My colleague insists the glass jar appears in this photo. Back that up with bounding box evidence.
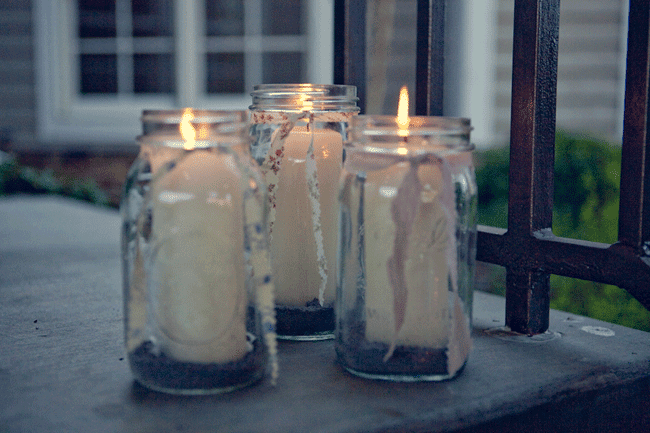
[336,115,477,381]
[249,84,359,340]
[121,109,277,394]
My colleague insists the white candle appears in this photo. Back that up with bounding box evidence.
[358,86,471,374]
[151,149,248,364]
[270,124,341,306]
[142,144,183,176]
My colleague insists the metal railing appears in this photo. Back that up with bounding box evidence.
[334,0,650,334]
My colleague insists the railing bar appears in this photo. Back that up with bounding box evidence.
[479,230,649,301]
[506,271,550,335]
[619,0,650,251]
[503,0,560,334]
[333,0,367,113]
[415,0,445,116]
[333,0,650,327]
[507,0,558,235]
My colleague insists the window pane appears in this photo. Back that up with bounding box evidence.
[262,0,302,35]
[78,0,116,38]
[262,53,304,83]
[134,54,174,93]
[80,54,117,93]
[206,0,244,36]
[207,53,245,94]
[132,0,173,37]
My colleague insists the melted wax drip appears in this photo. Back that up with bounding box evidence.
[304,118,328,306]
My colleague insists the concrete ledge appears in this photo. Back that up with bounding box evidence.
[1,196,648,432]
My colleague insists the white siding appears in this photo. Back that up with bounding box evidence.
[493,0,628,145]
[0,2,36,148]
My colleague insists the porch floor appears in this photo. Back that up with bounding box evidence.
[0,195,648,432]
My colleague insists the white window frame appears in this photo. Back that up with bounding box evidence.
[455,0,498,149]
[34,0,333,145]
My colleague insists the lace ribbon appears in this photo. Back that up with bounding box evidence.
[251,110,353,305]
[384,154,459,361]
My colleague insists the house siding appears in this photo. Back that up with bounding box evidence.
[0,0,631,150]
[494,0,628,144]
[0,0,36,149]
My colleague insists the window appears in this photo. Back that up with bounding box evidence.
[34,0,334,145]
[77,0,175,95]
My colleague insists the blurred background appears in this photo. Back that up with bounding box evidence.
[1,0,647,330]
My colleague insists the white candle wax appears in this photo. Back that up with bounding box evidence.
[151,149,248,364]
[142,143,182,175]
[125,144,183,352]
[364,161,451,348]
[270,125,342,306]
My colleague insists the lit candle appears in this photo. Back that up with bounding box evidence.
[271,125,341,306]
[250,84,359,339]
[360,87,471,374]
[151,109,248,364]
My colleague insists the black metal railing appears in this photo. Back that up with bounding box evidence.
[334,0,650,335]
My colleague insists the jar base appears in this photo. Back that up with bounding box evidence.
[134,371,264,395]
[129,340,265,395]
[340,363,466,382]
[336,341,467,381]
[275,301,335,339]
[277,332,334,341]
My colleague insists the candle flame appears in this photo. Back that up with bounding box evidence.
[180,108,196,150]
[397,86,409,137]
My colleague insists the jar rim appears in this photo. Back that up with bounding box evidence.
[141,109,247,124]
[346,114,474,156]
[250,84,359,112]
[138,109,249,148]
[251,83,357,96]
[351,114,472,133]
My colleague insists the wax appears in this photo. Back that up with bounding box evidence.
[151,149,248,364]
[270,125,342,306]
[364,160,451,349]
[124,144,184,353]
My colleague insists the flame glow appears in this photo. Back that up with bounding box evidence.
[300,93,314,111]
[397,86,409,137]
[197,123,210,140]
[180,108,196,150]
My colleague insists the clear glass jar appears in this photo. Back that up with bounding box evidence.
[336,115,477,381]
[249,84,359,340]
[121,109,277,394]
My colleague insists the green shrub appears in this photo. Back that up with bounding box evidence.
[475,131,650,331]
[0,158,109,207]
[0,159,62,195]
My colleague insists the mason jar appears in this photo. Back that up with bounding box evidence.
[336,115,477,381]
[249,84,359,340]
[121,109,277,394]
